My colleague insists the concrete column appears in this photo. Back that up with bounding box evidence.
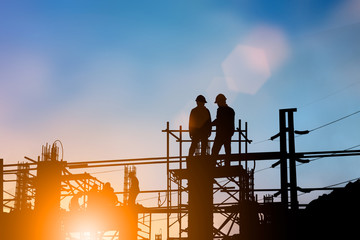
[188,156,213,240]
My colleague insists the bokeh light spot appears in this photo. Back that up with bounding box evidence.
[222,45,271,95]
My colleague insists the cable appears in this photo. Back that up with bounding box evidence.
[137,193,167,202]
[152,216,178,222]
[299,80,360,109]
[255,143,360,176]
[250,108,360,147]
[297,143,360,167]
[254,166,272,173]
[88,168,124,175]
[309,109,360,132]
[325,177,360,188]
[252,139,271,145]
[298,176,360,197]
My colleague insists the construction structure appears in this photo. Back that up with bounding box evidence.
[1,108,360,240]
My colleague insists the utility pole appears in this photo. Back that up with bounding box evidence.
[287,110,298,210]
[279,108,299,210]
[279,110,288,208]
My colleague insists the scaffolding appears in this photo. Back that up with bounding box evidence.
[1,142,149,240]
[163,120,254,239]
[14,162,33,211]
[2,108,360,240]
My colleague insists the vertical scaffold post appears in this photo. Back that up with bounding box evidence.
[245,121,248,169]
[239,119,242,158]
[0,158,3,215]
[0,158,2,238]
[166,121,170,240]
[179,125,182,240]
[179,125,183,170]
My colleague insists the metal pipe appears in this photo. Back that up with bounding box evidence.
[1,158,3,215]
[166,121,170,240]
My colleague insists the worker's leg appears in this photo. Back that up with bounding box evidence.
[211,137,223,156]
[200,137,208,156]
[224,137,231,155]
[188,138,200,156]
[128,193,135,206]
[224,137,232,166]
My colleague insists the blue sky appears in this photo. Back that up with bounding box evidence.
[2,0,360,236]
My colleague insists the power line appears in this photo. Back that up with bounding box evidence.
[309,109,360,132]
[138,193,166,202]
[298,176,360,197]
[252,139,271,145]
[299,80,360,109]
[297,143,360,167]
[254,143,360,175]
[88,168,124,175]
[325,177,360,188]
[253,108,360,146]
[270,176,360,200]
[254,166,272,173]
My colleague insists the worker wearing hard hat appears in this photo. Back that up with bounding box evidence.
[188,95,212,156]
[128,171,139,206]
[211,94,235,158]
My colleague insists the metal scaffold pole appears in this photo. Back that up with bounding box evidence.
[1,159,3,215]
[179,124,183,240]
[166,121,170,240]
[0,158,2,238]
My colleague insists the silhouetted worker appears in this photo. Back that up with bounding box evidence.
[128,171,140,206]
[188,95,212,156]
[100,182,118,209]
[87,185,103,240]
[87,184,101,212]
[211,94,235,162]
[69,192,83,211]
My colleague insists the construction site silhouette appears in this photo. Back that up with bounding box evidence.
[1,107,360,240]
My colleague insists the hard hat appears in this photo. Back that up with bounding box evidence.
[215,94,226,103]
[195,95,207,103]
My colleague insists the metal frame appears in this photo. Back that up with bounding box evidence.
[2,108,360,239]
[164,120,254,239]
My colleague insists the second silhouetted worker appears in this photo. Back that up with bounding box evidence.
[211,94,235,157]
